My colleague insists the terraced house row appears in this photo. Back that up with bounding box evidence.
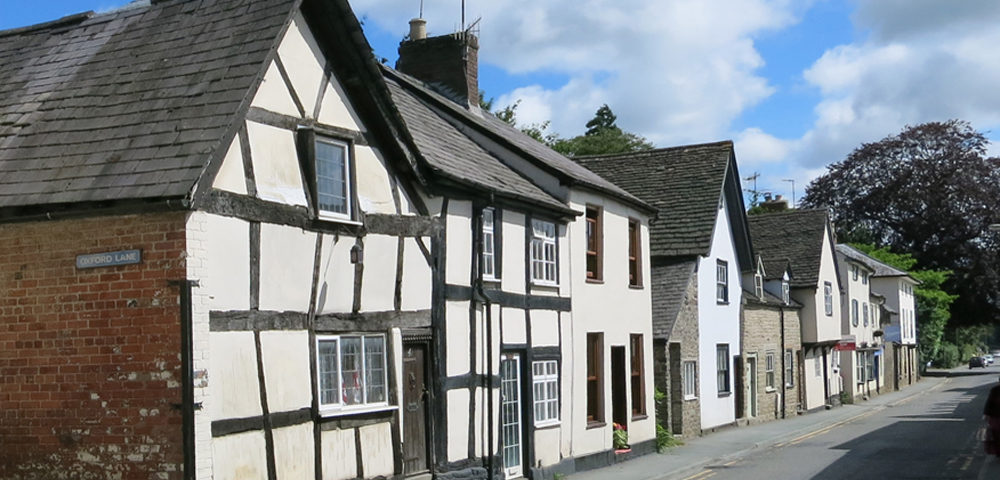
[0,1,919,479]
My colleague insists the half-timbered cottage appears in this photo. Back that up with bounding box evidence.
[0,1,657,479]
[747,210,844,411]
[387,22,658,479]
[576,141,754,435]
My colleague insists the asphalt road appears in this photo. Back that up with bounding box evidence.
[682,371,1000,480]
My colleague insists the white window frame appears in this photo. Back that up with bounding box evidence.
[717,344,730,394]
[824,282,833,316]
[316,334,390,414]
[716,260,729,303]
[856,351,865,384]
[851,299,859,327]
[315,137,352,221]
[862,302,869,326]
[532,360,559,426]
[482,208,497,280]
[782,281,790,305]
[851,265,858,281]
[754,273,763,299]
[683,361,697,399]
[530,219,558,285]
[784,350,794,388]
[765,351,775,390]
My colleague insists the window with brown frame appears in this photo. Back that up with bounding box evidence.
[628,219,642,287]
[586,206,602,280]
[630,334,645,416]
[586,333,604,423]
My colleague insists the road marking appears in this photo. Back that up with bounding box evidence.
[681,470,715,480]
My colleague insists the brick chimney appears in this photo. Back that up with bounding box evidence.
[396,19,479,108]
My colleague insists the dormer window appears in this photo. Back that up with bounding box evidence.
[781,281,790,304]
[315,136,352,220]
[753,273,763,299]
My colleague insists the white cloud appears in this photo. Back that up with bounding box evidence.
[352,0,800,145]
[791,0,1000,172]
[734,127,793,167]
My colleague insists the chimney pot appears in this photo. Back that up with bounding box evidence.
[408,18,427,40]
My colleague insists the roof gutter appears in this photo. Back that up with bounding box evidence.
[0,197,191,225]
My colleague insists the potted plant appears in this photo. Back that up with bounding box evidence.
[612,423,629,451]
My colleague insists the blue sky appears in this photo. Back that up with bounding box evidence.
[4,0,1000,206]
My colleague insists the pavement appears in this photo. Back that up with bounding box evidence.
[568,368,1000,480]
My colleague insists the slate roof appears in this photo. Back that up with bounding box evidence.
[382,73,571,213]
[651,258,697,339]
[747,209,832,289]
[835,244,916,281]
[575,141,736,257]
[0,0,296,208]
[383,66,652,215]
[743,287,803,309]
[761,258,792,281]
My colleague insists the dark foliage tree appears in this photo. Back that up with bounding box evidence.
[802,120,1000,326]
[551,104,654,156]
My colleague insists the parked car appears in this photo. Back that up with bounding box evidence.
[986,354,995,365]
[970,356,987,369]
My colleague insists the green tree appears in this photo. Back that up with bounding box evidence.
[850,243,957,363]
[551,104,654,156]
[802,120,1000,326]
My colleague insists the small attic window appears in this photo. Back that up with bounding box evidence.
[753,273,763,300]
[315,137,351,219]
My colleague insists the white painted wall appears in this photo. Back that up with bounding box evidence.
[445,201,473,286]
[359,234,397,312]
[212,138,247,195]
[258,223,315,311]
[246,120,309,207]
[315,234,355,315]
[273,423,315,479]
[276,12,324,118]
[204,214,250,311]
[567,189,655,455]
[697,198,742,430]
[260,331,312,412]
[207,332,260,419]
[358,422,395,477]
[211,431,267,480]
[500,211,527,295]
[251,61,300,117]
[320,429,357,480]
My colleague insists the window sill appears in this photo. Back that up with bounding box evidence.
[631,414,648,422]
[317,213,362,226]
[718,391,731,398]
[483,276,501,284]
[683,395,698,401]
[765,387,776,393]
[628,284,644,290]
[534,420,560,430]
[586,421,606,430]
[586,278,604,284]
[318,404,396,418]
[717,301,729,305]
[786,384,795,390]
[531,281,560,289]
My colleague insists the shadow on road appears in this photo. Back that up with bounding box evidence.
[810,382,991,479]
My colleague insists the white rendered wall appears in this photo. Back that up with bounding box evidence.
[204,214,250,311]
[697,198,742,430]
[212,138,247,195]
[246,120,309,207]
[500,211,527,295]
[567,190,655,455]
[211,431,267,480]
[258,223,315,311]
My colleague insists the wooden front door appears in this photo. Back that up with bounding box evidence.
[402,343,429,475]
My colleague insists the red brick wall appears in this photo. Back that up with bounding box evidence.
[0,212,187,480]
